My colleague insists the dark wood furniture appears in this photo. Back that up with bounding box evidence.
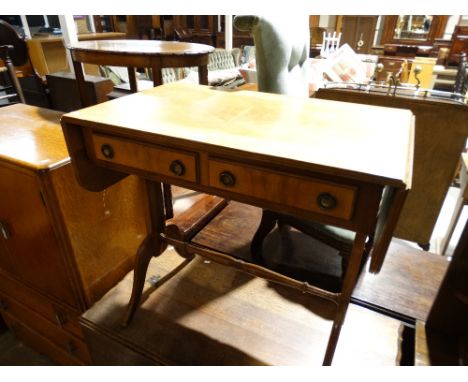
[353,241,448,323]
[316,88,468,250]
[448,25,468,65]
[61,82,414,365]
[380,16,448,47]
[340,16,378,54]
[0,20,49,107]
[173,16,217,46]
[375,56,410,83]
[0,104,148,365]
[383,44,433,57]
[0,44,25,104]
[416,218,468,365]
[46,71,114,112]
[67,39,214,107]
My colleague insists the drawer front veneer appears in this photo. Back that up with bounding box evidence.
[208,160,357,221]
[91,134,198,183]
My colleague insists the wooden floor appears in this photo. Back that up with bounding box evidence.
[0,200,451,365]
[81,249,403,366]
[78,201,450,366]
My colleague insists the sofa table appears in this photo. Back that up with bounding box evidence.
[61,82,414,365]
[68,39,214,107]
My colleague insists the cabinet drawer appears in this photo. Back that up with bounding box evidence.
[0,272,83,338]
[208,160,357,220]
[0,292,91,364]
[2,313,85,366]
[91,133,198,183]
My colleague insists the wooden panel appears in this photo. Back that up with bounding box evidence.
[2,313,85,366]
[0,291,91,364]
[46,71,114,112]
[91,133,198,183]
[27,37,69,78]
[340,16,378,54]
[353,241,448,321]
[0,270,83,338]
[207,159,357,220]
[48,164,148,306]
[0,164,79,307]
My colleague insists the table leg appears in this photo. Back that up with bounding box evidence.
[152,62,163,86]
[72,59,90,107]
[122,179,167,326]
[322,232,367,365]
[198,65,209,85]
[127,67,138,92]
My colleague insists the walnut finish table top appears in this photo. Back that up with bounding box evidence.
[68,40,215,56]
[64,82,414,188]
[0,104,67,170]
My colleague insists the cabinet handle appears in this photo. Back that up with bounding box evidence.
[100,144,114,159]
[169,160,186,176]
[317,192,338,210]
[219,171,236,187]
[0,221,11,240]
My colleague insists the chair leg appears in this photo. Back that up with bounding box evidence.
[250,210,277,264]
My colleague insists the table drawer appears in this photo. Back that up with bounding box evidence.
[91,133,198,183]
[207,160,357,220]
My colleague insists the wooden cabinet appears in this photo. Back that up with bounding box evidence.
[173,16,217,46]
[340,16,378,54]
[26,33,126,78]
[0,104,148,364]
[380,16,448,47]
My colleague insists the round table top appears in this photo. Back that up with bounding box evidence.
[68,39,215,56]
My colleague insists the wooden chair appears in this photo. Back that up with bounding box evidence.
[0,44,25,105]
[0,20,49,107]
[234,15,367,284]
[174,28,193,42]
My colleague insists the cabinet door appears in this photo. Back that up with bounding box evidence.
[0,164,79,307]
[341,16,378,54]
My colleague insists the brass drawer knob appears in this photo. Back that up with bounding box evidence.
[169,160,186,176]
[101,144,114,159]
[317,192,337,210]
[219,171,236,187]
